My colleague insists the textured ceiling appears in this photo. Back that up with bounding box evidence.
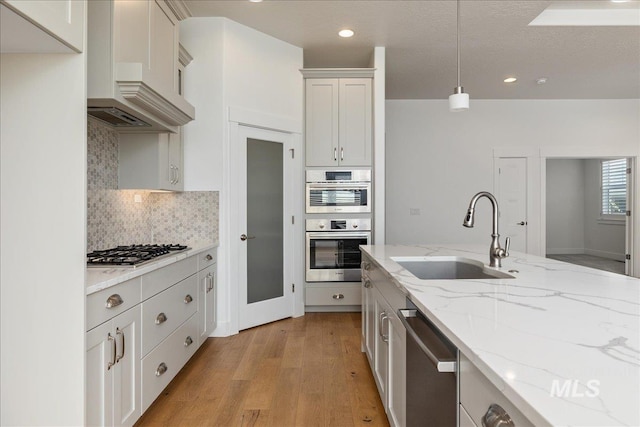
[185,1,640,99]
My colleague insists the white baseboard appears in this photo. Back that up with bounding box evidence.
[584,248,625,261]
[209,320,233,337]
[546,248,585,255]
[305,305,361,313]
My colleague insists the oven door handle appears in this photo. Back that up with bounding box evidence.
[306,182,370,189]
[307,232,370,239]
[398,309,457,373]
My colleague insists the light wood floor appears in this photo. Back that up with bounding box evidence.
[135,312,389,427]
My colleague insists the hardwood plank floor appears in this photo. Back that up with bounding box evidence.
[135,313,389,427]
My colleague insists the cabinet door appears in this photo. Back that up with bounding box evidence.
[150,0,179,94]
[113,306,141,427]
[86,322,114,427]
[3,0,84,52]
[373,289,389,406]
[305,79,339,166]
[339,79,372,166]
[198,264,216,343]
[388,314,406,427]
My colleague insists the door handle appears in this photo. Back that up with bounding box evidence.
[517,221,527,226]
[240,234,256,241]
[398,309,457,372]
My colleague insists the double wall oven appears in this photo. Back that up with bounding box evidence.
[305,169,372,283]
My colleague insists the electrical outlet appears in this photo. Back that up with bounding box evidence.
[410,208,420,216]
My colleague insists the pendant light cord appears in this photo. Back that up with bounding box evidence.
[456,0,461,88]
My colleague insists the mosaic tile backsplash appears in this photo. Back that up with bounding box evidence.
[87,120,218,252]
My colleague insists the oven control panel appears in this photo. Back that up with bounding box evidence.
[306,218,371,231]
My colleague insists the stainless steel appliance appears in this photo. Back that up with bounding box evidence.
[87,244,189,267]
[399,299,458,426]
[306,218,371,282]
[305,169,371,213]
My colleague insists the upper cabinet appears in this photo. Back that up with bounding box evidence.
[303,70,373,167]
[0,0,84,53]
[87,0,195,133]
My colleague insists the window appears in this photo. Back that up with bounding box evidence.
[601,158,627,217]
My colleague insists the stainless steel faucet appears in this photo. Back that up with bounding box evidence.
[463,191,510,268]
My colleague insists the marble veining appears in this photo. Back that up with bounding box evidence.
[361,244,640,426]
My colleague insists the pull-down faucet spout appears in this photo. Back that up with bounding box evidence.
[463,191,510,268]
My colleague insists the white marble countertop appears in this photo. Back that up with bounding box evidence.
[85,242,218,295]
[361,244,640,427]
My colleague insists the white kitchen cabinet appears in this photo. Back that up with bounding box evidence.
[119,130,183,191]
[362,253,407,427]
[304,78,372,167]
[1,0,84,53]
[86,305,141,427]
[459,352,535,427]
[198,261,217,343]
[87,0,195,133]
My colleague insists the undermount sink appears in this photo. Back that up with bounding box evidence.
[391,256,515,280]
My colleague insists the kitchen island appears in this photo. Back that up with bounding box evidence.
[361,244,640,426]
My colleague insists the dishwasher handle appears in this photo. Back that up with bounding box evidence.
[398,309,457,373]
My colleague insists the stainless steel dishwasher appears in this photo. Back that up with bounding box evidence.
[399,299,458,427]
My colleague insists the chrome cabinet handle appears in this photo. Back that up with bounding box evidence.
[105,294,123,309]
[482,404,515,427]
[184,294,193,304]
[332,293,344,300]
[115,328,125,363]
[363,279,372,288]
[206,273,214,292]
[205,254,213,261]
[107,333,116,370]
[169,165,175,184]
[361,261,370,271]
[184,336,194,347]
[380,313,389,343]
[333,147,337,161]
[174,166,180,184]
[340,147,344,161]
[155,312,168,325]
[155,362,168,377]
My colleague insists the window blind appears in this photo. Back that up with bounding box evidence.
[601,159,627,215]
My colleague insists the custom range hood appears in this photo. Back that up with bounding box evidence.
[87,0,195,132]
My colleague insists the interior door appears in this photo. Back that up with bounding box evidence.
[497,157,528,253]
[238,126,294,330]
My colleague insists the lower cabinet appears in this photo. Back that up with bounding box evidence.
[362,254,406,427]
[86,305,141,427]
[86,248,218,426]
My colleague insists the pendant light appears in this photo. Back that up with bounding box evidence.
[449,0,469,112]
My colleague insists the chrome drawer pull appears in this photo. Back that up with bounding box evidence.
[105,294,123,309]
[361,262,370,271]
[155,362,168,377]
[184,336,193,347]
[482,404,514,427]
[205,254,213,261]
[333,294,345,300]
[363,279,372,288]
[184,294,193,304]
[155,312,168,325]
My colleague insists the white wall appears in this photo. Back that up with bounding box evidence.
[386,100,640,265]
[1,53,86,424]
[546,159,586,254]
[180,18,304,336]
[584,159,626,260]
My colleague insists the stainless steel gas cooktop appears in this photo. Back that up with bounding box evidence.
[86,244,189,268]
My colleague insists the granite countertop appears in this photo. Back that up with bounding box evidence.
[360,244,640,427]
[85,242,218,295]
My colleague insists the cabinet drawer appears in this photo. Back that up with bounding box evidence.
[459,353,535,427]
[141,274,198,356]
[197,250,217,271]
[306,285,361,306]
[86,277,141,331]
[141,314,199,411]
[141,256,197,300]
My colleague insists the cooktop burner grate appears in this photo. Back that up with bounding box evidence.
[87,244,189,267]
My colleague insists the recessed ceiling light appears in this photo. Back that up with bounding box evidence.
[504,77,517,83]
[610,0,630,3]
[536,77,548,85]
[338,29,355,38]
[249,0,263,3]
